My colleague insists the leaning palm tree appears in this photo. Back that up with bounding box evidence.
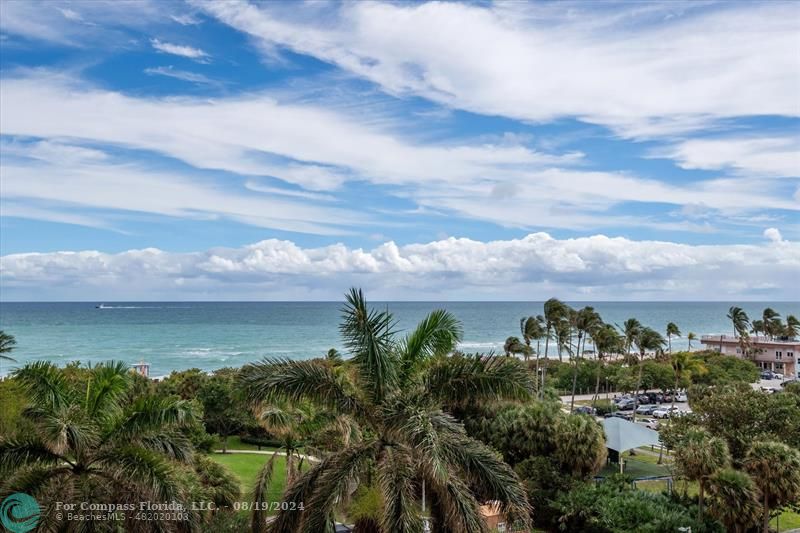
[686,332,697,351]
[631,327,665,422]
[591,324,622,406]
[762,308,781,339]
[503,336,528,359]
[743,441,800,533]
[0,330,16,362]
[665,322,681,353]
[0,361,199,532]
[750,319,765,337]
[540,298,568,397]
[706,467,762,533]
[240,289,533,533]
[620,318,642,361]
[674,429,731,521]
[727,306,750,342]
[570,307,600,412]
[785,314,799,339]
[520,315,545,387]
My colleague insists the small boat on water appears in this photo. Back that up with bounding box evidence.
[96,303,108,309]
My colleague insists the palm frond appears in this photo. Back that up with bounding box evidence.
[423,354,534,406]
[13,360,72,411]
[424,469,487,533]
[108,396,194,443]
[340,287,398,404]
[84,360,131,416]
[0,438,66,472]
[251,451,279,533]
[137,432,194,462]
[399,309,463,377]
[95,445,181,502]
[301,441,379,532]
[0,464,72,500]
[378,445,422,533]
[240,358,367,418]
[268,460,327,533]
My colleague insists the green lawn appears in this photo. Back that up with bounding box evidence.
[600,457,671,479]
[772,510,800,532]
[217,435,278,452]
[210,452,291,499]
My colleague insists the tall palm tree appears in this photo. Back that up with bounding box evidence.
[665,322,681,353]
[669,352,706,412]
[503,336,528,359]
[631,327,665,422]
[762,308,781,339]
[591,324,622,406]
[686,332,697,351]
[541,298,568,397]
[744,441,800,533]
[727,306,750,340]
[0,361,199,532]
[570,307,600,413]
[674,429,731,521]
[240,289,533,533]
[706,467,762,533]
[620,318,642,360]
[520,315,545,387]
[750,319,765,337]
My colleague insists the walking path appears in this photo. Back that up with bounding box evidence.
[214,449,320,462]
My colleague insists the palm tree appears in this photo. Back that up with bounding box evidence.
[591,324,622,406]
[0,361,199,532]
[665,322,681,353]
[706,467,762,533]
[570,307,600,413]
[762,308,781,339]
[520,315,545,388]
[620,318,642,360]
[669,352,706,412]
[240,289,533,533]
[541,298,568,397]
[750,319,765,337]
[0,331,16,378]
[630,327,665,422]
[686,332,697,351]
[674,429,730,521]
[727,306,750,338]
[785,314,799,339]
[503,336,528,359]
[744,441,800,533]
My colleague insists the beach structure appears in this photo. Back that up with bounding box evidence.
[700,335,798,377]
[132,361,150,378]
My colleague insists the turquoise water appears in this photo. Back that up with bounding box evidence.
[1,301,798,377]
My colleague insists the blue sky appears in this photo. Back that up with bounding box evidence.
[0,0,798,301]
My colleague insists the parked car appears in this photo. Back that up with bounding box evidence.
[574,405,596,415]
[662,392,674,402]
[613,395,632,405]
[611,411,633,421]
[761,370,774,379]
[652,406,681,419]
[617,400,635,411]
[646,392,664,403]
[637,395,650,404]
[675,392,688,402]
[645,419,660,430]
[636,404,656,415]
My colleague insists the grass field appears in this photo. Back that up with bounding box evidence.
[210,452,292,499]
[216,435,278,452]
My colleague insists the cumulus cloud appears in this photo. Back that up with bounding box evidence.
[764,227,784,243]
[2,233,798,301]
[150,38,209,61]
[194,0,800,137]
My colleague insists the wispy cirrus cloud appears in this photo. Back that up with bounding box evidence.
[144,66,221,86]
[194,0,800,138]
[150,38,209,61]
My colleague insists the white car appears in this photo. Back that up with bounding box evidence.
[652,406,681,419]
[675,392,688,402]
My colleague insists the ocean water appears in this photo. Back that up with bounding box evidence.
[1,301,798,377]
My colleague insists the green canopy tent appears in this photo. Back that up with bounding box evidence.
[602,417,661,473]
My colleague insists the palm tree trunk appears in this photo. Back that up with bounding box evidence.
[592,352,602,407]
[570,332,582,412]
[632,351,644,423]
[763,495,769,533]
[221,435,228,454]
[541,328,551,398]
[668,334,672,354]
[286,449,295,486]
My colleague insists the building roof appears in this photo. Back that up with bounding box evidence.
[602,417,661,453]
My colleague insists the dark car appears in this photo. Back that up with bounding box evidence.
[638,395,650,404]
[647,392,664,403]
[574,405,597,415]
[617,400,635,411]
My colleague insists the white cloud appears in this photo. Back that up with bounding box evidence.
[2,75,796,235]
[2,232,798,301]
[144,66,220,86]
[764,227,784,243]
[194,0,800,137]
[150,38,209,61]
[660,135,800,178]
